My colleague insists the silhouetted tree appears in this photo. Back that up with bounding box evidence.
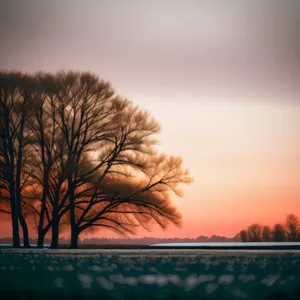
[240,230,248,242]
[36,72,192,248]
[0,71,192,249]
[272,224,287,242]
[70,154,191,248]
[286,214,299,241]
[262,226,272,242]
[45,72,120,248]
[247,224,262,242]
[21,73,71,248]
[238,215,300,243]
[0,71,35,248]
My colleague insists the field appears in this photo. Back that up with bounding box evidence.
[1,249,300,300]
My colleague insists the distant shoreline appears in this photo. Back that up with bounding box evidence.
[2,242,300,251]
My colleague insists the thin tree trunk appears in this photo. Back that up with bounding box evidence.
[15,107,30,248]
[70,228,79,249]
[37,232,44,248]
[12,213,20,248]
[37,197,47,248]
[19,213,30,248]
[68,171,77,249]
[37,219,52,248]
[50,217,59,249]
[51,184,63,249]
[9,180,20,248]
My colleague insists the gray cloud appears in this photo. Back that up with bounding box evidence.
[0,0,299,99]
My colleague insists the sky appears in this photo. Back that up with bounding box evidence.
[1,0,300,238]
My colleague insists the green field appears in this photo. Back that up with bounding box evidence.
[1,250,300,300]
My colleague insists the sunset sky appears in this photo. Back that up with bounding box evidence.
[1,0,300,238]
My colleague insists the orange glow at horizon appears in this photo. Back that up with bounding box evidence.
[80,99,300,239]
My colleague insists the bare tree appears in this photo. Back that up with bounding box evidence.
[272,223,287,242]
[69,154,191,248]
[239,230,248,242]
[0,71,193,249]
[262,225,272,242]
[285,214,299,241]
[239,217,300,243]
[0,71,36,248]
[21,73,71,248]
[247,224,262,242]
[45,72,193,248]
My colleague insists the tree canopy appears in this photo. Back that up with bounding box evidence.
[0,71,192,248]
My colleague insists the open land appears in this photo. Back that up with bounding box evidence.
[1,249,300,300]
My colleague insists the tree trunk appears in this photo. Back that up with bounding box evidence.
[19,214,30,248]
[10,187,20,248]
[11,197,20,248]
[70,228,79,249]
[8,167,20,248]
[37,202,46,248]
[37,231,45,248]
[50,217,59,249]
[12,214,20,248]
[68,171,78,249]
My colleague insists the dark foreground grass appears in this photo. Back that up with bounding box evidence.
[1,250,300,300]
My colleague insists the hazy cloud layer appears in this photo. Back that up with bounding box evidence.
[1,0,299,99]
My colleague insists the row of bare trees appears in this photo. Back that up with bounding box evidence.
[0,71,192,248]
[239,214,300,242]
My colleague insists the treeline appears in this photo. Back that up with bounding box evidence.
[239,214,300,242]
[0,71,192,249]
[0,235,236,246]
